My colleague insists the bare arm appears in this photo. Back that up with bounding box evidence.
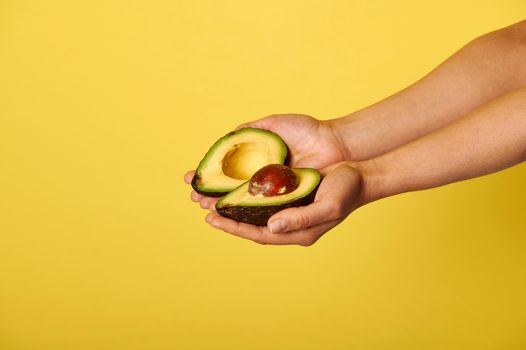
[333,20,526,161]
[358,86,526,205]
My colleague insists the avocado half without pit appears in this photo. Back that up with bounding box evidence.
[191,128,288,197]
[192,127,321,226]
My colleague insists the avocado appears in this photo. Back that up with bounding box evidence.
[216,168,321,226]
[191,128,288,197]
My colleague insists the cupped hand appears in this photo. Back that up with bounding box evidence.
[235,114,350,169]
[201,162,363,246]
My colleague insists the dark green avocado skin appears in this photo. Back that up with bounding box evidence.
[191,174,226,197]
[216,187,318,226]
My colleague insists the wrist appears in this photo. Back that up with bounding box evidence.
[348,157,393,207]
[328,111,386,162]
[326,116,362,162]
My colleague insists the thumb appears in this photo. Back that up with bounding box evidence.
[235,117,273,131]
[267,163,362,233]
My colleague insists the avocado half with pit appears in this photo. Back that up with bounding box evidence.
[216,168,321,226]
[191,128,288,197]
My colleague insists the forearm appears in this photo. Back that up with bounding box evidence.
[331,20,526,161]
[357,86,526,205]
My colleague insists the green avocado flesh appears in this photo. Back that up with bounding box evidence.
[216,168,321,226]
[192,128,288,196]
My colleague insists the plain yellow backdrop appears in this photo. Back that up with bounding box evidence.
[1,1,525,349]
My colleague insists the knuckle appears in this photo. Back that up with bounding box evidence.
[253,233,268,245]
[328,202,345,219]
[253,238,267,245]
[294,214,312,229]
[298,237,316,247]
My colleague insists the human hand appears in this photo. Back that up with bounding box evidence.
[201,162,363,246]
[184,160,364,246]
[236,114,350,169]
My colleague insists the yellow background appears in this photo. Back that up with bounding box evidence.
[1,1,525,349]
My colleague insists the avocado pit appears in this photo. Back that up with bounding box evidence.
[248,164,299,197]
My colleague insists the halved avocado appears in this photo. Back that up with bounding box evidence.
[216,168,321,226]
[192,128,288,196]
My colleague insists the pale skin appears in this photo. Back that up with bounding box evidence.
[184,20,526,246]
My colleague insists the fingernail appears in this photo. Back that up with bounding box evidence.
[269,219,287,233]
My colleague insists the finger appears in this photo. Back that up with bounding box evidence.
[268,163,361,233]
[200,197,219,210]
[235,123,250,130]
[255,219,340,246]
[282,219,342,246]
[235,115,277,131]
[267,203,332,233]
[206,211,341,246]
[190,191,205,202]
[184,171,195,184]
[205,211,268,243]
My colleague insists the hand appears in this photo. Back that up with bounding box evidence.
[202,162,363,246]
[237,114,350,169]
